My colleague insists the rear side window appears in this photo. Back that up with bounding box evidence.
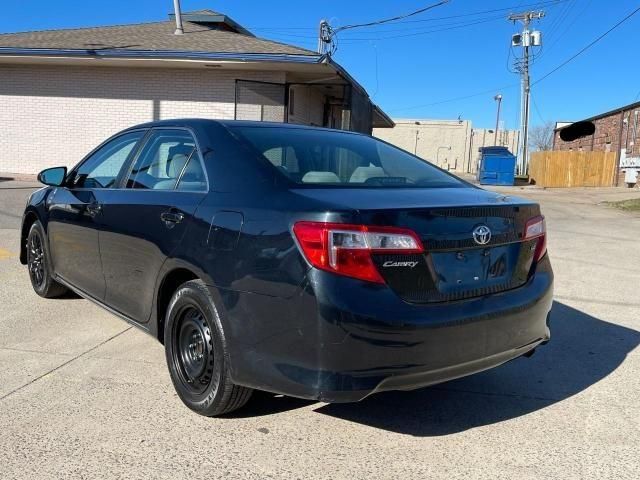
[229,126,465,188]
[125,130,207,191]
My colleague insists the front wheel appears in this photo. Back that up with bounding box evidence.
[26,221,68,298]
[164,280,253,416]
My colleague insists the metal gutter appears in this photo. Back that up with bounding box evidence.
[0,47,321,64]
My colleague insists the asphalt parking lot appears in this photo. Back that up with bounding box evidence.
[1,180,639,479]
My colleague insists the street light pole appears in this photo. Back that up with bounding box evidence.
[494,94,503,146]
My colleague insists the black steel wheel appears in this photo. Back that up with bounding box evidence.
[173,306,215,394]
[26,221,67,298]
[164,279,253,416]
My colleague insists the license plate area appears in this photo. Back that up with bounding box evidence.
[430,244,517,294]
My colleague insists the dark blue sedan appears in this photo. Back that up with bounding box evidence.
[21,119,553,416]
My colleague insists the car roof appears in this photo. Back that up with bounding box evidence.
[124,118,363,135]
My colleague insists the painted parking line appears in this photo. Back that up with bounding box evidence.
[0,248,15,259]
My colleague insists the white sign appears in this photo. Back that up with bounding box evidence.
[620,149,640,168]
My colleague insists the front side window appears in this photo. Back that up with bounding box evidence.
[230,126,466,188]
[125,130,206,191]
[72,131,144,189]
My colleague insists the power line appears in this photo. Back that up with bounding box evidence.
[263,13,505,40]
[542,0,576,40]
[532,5,640,86]
[388,83,519,112]
[246,0,567,31]
[318,1,451,54]
[335,15,506,42]
[532,96,547,123]
[399,0,571,23]
[334,1,450,33]
[337,12,503,35]
[535,0,592,62]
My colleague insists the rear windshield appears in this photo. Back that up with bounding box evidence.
[229,126,466,188]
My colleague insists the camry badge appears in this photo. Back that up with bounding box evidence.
[472,225,492,245]
[382,261,418,268]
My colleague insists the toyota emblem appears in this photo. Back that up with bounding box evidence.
[472,225,492,245]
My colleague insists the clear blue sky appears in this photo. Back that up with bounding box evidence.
[2,1,638,129]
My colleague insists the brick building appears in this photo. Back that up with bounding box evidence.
[553,100,640,186]
[0,9,392,175]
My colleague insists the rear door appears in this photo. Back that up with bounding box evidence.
[98,128,209,323]
[47,130,145,299]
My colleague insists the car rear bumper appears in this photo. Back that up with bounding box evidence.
[317,334,547,402]
[219,256,553,403]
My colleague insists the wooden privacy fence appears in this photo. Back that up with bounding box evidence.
[529,150,617,187]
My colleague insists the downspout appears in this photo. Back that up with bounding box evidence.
[624,112,631,149]
[615,110,625,186]
[633,110,639,150]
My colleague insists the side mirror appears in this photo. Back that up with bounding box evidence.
[37,167,67,186]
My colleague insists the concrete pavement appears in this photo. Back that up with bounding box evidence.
[0,180,639,479]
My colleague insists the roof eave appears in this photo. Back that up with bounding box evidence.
[554,100,640,131]
[372,104,395,128]
[0,47,321,63]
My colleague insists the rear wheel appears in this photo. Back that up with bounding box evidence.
[26,221,67,298]
[164,280,253,416]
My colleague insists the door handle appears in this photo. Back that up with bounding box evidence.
[86,202,102,217]
[161,210,184,226]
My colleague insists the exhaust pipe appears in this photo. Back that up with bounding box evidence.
[173,0,184,35]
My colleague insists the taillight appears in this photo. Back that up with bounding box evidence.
[292,222,423,283]
[524,215,547,261]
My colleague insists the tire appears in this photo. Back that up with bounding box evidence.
[164,280,253,416]
[26,221,68,298]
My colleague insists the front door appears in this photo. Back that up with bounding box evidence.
[47,130,146,299]
[98,128,209,323]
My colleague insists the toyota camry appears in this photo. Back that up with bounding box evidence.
[21,119,553,416]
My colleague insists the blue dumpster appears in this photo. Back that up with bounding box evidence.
[477,146,516,186]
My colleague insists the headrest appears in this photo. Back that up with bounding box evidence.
[301,171,341,183]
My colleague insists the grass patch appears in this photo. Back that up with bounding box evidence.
[606,198,640,212]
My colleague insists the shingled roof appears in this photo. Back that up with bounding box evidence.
[0,11,316,57]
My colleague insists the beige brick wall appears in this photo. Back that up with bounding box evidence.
[0,64,286,174]
[374,119,519,174]
[374,119,472,173]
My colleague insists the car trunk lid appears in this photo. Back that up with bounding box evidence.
[291,187,543,303]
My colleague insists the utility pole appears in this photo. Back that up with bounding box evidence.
[494,94,503,146]
[509,11,544,175]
